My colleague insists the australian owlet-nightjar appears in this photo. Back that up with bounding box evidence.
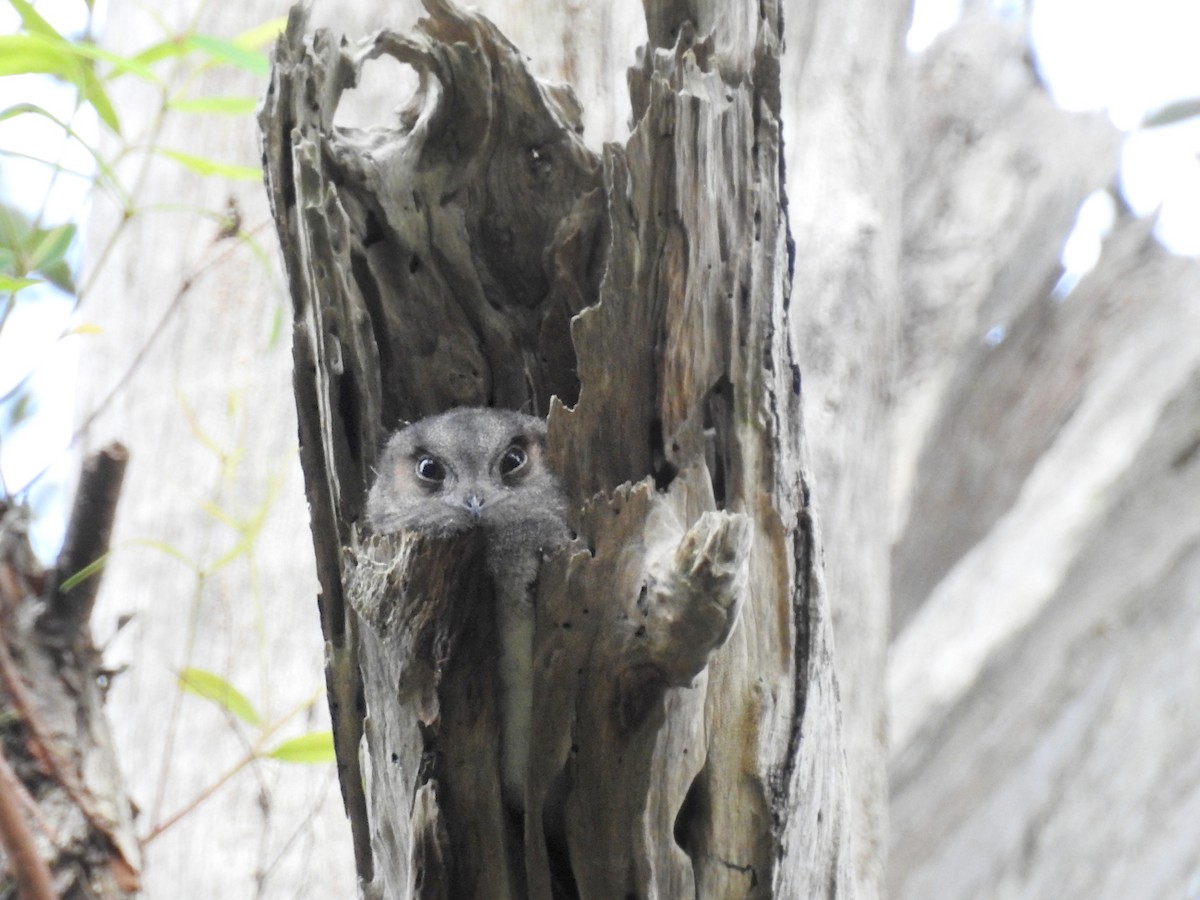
[365,407,568,806]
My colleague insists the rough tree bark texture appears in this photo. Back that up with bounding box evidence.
[261,0,854,895]
[781,1,909,894]
[0,448,139,899]
[889,15,1200,898]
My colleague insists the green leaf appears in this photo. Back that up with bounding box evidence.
[5,390,36,428]
[7,0,63,40]
[0,202,32,243]
[265,302,283,350]
[157,148,261,182]
[22,224,77,293]
[267,731,335,764]
[176,387,228,460]
[197,498,241,530]
[57,553,107,591]
[0,35,122,133]
[206,534,254,573]
[66,41,158,83]
[168,95,258,115]
[6,0,155,80]
[188,34,268,77]
[178,668,261,726]
[129,538,201,573]
[0,104,128,208]
[27,223,76,272]
[37,259,74,293]
[77,69,120,133]
[130,27,274,72]
[130,36,192,68]
[233,18,287,52]
[187,453,281,575]
[0,276,39,293]
[0,35,76,78]
[0,103,34,122]
[205,474,282,573]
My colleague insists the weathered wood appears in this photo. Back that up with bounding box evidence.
[261,0,604,884]
[0,477,140,898]
[891,15,1121,632]
[780,0,911,890]
[526,469,750,899]
[888,13,1200,898]
[346,529,513,899]
[0,745,56,900]
[261,0,852,894]
[889,216,1200,900]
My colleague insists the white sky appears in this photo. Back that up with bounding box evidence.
[912,0,1200,255]
[1031,0,1200,128]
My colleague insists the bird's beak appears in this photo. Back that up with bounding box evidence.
[462,494,485,519]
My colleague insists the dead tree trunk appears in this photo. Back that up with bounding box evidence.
[0,446,140,899]
[260,0,853,895]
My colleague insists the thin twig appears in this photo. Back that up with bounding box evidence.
[142,688,324,845]
[0,739,56,844]
[0,746,56,900]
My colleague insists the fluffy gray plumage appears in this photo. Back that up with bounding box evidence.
[366,407,568,806]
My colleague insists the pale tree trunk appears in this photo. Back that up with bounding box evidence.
[261,0,869,897]
[76,1,359,896]
[781,2,910,895]
[889,13,1200,898]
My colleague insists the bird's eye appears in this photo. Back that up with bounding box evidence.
[499,445,528,477]
[415,455,446,484]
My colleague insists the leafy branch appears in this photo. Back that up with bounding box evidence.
[142,670,334,845]
[0,0,284,498]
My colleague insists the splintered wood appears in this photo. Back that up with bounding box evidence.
[260,0,850,896]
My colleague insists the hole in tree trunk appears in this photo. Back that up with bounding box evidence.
[674,766,709,859]
[650,419,679,491]
[703,375,733,510]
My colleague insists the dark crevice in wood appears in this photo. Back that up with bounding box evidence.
[649,418,679,492]
[672,764,708,857]
[703,376,732,511]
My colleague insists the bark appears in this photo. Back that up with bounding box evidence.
[781,0,910,893]
[0,448,139,899]
[890,215,1200,898]
[261,0,854,896]
[891,15,1121,632]
[888,13,1200,898]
